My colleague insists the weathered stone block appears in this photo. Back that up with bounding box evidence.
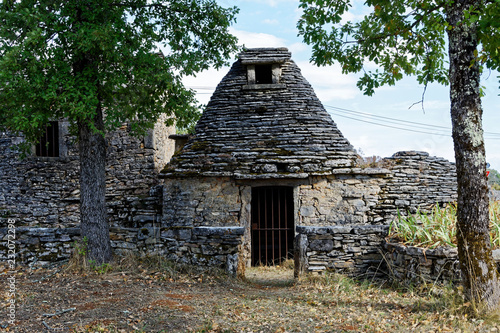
[309,239,334,252]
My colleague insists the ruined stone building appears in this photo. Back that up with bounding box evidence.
[0,117,175,263]
[0,48,458,277]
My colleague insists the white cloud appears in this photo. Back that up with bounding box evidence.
[183,67,229,105]
[229,27,287,48]
[417,99,450,110]
[288,42,308,55]
[262,18,279,25]
[341,11,365,24]
[296,61,360,102]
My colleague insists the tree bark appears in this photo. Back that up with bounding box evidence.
[72,5,112,266]
[446,0,500,312]
[78,106,112,265]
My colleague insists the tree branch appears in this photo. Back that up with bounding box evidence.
[342,2,446,45]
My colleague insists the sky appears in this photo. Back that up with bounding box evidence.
[183,0,500,170]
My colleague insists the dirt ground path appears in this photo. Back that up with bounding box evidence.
[1,262,499,332]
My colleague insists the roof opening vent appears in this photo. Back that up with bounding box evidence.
[240,48,290,90]
[255,64,273,84]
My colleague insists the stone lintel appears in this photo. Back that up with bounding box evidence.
[192,226,245,237]
[234,172,309,180]
[242,84,286,90]
[296,225,389,235]
[241,58,287,65]
[296,225,353,235]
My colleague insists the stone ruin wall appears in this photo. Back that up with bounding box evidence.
[160,177,247,274]
[0,121,175,265]
[383,242,462,285]
[376,151,458,220]
[162,177,246,228]
[0,148,459,275]
[0,122,81,228]
[297,172,387,226]
[293,151,458,277]
[295,225,389,277]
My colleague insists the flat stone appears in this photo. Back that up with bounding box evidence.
[309,239,334,252]
[193,226,244,237]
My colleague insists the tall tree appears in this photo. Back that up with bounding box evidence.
[298,0,500,313]
[0,0,239,265]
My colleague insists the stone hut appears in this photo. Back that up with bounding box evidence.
[160,48,395,276]
[0,47,459,278]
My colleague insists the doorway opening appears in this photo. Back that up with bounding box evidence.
[251,186,294,266]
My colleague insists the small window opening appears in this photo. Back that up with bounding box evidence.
[36,121,59,157]
[255,64,273,84]
[276,163,287,172]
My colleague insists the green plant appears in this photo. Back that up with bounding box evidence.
[67,236,110,273]
[389,202,500,249]
[73,236,88,256]
[89,260,111,274]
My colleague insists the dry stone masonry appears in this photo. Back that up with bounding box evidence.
[383,242,462,285]
[159,48,458,277]
[1,48,461,281]
[376,151,458,222]
[0,119,174,266]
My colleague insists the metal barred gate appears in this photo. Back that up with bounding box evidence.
[251,186,294,266]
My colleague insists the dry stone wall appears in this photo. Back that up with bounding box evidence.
[383,243,500,286]
[294,151,458,275]
[383,242,462,285]
[375,151,458,222]
[295,225,388,277]
[162,177,247,228]
[0,122,174,266]
[160,226,244,276]
[298,172,387,226]
[0,123,174,228]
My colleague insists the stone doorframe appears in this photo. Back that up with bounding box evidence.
[235,178,308,270]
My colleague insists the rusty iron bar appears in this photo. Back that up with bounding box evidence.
[36,121,59,157]
[251,186,294,266]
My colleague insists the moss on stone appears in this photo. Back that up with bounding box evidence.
[190,141,210,151]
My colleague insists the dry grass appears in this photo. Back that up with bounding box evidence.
[3,256,500,332]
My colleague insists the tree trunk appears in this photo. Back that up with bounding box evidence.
[446,0,500,312]
[78,106,112,265]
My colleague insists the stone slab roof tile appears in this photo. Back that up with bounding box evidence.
[161,48,358,179]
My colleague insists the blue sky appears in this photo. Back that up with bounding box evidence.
[183,0,500,170]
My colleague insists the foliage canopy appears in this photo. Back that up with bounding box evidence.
[297,0,500,95]
[0,0,239,141]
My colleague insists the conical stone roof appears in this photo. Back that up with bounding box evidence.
[161,48,357,179]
